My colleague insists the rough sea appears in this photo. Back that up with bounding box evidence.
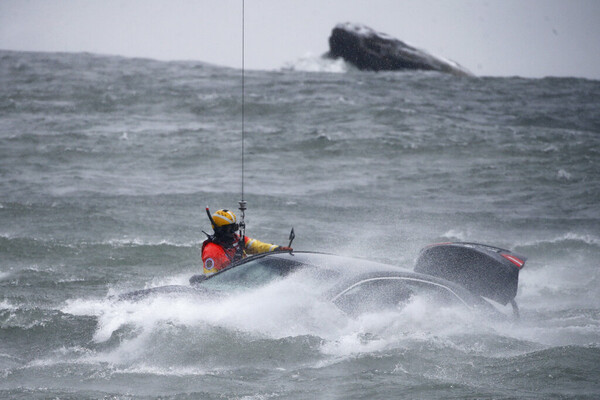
[1,50,599,399]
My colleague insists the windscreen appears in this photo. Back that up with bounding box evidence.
[200,256,305,293]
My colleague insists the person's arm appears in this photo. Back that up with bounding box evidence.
[244,236,281,255]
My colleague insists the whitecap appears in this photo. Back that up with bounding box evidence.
[557,169,572,180]
[281,53,349,73]
[441,229,469,241]
[518,232,600,248]
[0,299,16,310]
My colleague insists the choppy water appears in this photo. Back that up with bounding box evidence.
[1,50,599,399]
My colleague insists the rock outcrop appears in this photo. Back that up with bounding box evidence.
[326,23,473,76]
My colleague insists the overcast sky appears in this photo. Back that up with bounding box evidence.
[1,0,599,79]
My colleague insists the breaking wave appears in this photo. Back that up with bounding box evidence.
[281,53,350,73]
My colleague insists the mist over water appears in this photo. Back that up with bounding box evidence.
[1,50,599,399]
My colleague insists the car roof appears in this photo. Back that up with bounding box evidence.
[265,251,410,274]
[238,251,492,308]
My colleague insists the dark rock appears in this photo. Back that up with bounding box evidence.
[326,22,473,76]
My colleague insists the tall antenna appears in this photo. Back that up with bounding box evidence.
[241,0,245,201]
[238,0,247,240]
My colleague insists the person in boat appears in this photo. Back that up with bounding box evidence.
[202,209,293,275]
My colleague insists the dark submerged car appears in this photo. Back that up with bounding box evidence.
[123,242,527,319]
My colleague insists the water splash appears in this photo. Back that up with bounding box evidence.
[281,53,350,73]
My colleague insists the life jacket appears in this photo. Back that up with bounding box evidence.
[201,234,243,274]
[201,234,278,275]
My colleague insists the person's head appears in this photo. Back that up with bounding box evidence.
[211,209,239,241]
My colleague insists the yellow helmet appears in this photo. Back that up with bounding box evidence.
[212,209,237,228]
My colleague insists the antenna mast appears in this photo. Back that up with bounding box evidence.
[238,0,247,240]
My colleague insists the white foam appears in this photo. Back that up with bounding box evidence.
[519,232,600,248]
[105,237,197,247]
[0,299,16,310]
[441,229,470,242]
[489,314,600,348]
[63,274,342,352]
[562,232,600,245]
[281,53,349,73]
[543,144,559,152]
[557,169,572,180]
[61,263,600,368]
[145,273,195,288]
[319,295,488,358]
[115,363,209,377]
[60,277,335,367]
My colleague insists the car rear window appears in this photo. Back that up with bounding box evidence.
[333,277,470,316]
